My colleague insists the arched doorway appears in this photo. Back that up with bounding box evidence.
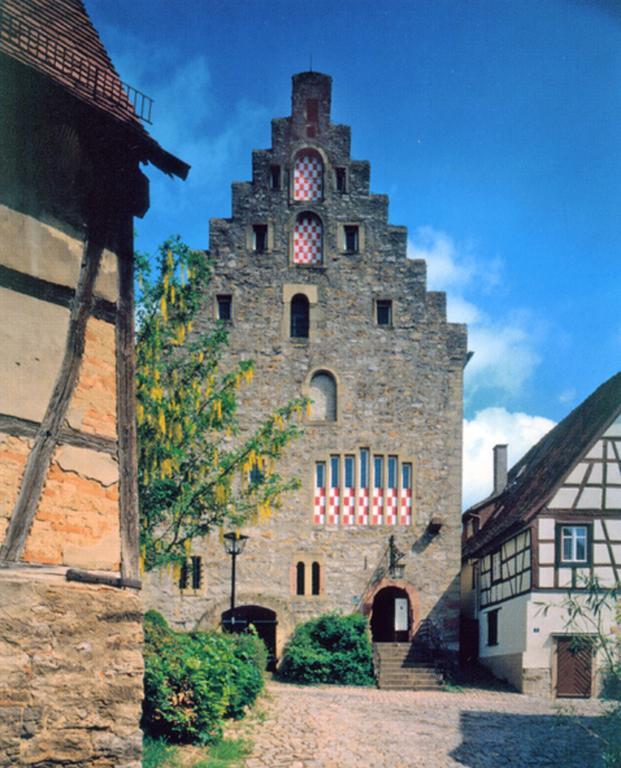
[370,587,410,642]
[221,605,277,670]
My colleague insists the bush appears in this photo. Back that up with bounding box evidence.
[278,613,374,686]
[142,611,266,745]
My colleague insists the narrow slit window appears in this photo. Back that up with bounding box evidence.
[179,560,189,590]
[336,167,346,193]
[388,456,397,490]
[376,299,392,326]
[311,562,320,595]
[360,449,369,489]
[290,294,310,338]
[344,225,359,253]
[342,454,355,524]
[374,456,383,489]
[487,609,499,646]
[270,165,281,189]
[191,556,202,589]
[331,455,340,489]
[399,462,413,526]
[314,461,326,525]
[357,448,370,525]
[217,294,232,321]
[296,561,305,595]
[253,224,268,253]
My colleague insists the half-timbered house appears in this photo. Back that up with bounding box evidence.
[461,371,621,697]
[0,1,187,765]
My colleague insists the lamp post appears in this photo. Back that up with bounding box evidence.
[223,532,249,613]
[388,534,405,579]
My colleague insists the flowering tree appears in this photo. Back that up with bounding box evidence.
[136,237,306,570]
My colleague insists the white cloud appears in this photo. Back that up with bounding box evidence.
[408,226,540,401]
[463,407,555,509]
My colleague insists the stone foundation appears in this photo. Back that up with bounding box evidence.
[0,572,143,768]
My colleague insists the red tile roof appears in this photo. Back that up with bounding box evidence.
[463,371,621,558]
[0,0,189,178]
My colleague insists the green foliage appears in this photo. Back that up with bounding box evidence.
[142,736,178,768]
[136,237,307,570]
[278,613,375,686]
[193,738,252,768]
[143,612,266,745]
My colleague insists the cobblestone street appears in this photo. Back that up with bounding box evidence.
[226,680,605,768]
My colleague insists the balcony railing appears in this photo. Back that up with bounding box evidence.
[0,8,154,123]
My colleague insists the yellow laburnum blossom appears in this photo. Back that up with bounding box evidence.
[215,484,227,504]
[166,249,174,269]
[137,403,145,424]
[244,368,254,383]
[170,284,176,304]
[306,401,312,417]
[158,411,166,434]
[161,458,173,479]
[174,422,183,442]
[160,295,168,323]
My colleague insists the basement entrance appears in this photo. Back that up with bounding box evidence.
[221,605,277,670]
[371,586,410,642]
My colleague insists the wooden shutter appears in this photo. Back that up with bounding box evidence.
[556,637,593,698]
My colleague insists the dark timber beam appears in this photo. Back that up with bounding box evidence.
[0,413,117,456]
[0,231,105,562]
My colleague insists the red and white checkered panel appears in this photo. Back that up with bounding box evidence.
[356,488,369,525]
[293,215,322,265]
[341,487,355,525]
[371,488,383,526]
[314,486,326,525]
[294,153,323,201]
[327,487,340,525]
[399,487,412,526]
[385,488,398,525]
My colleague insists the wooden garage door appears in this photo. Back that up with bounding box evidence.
[556,637,593,698]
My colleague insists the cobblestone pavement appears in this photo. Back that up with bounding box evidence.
[226,680,605,768]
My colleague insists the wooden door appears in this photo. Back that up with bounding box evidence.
[556,636,593,698]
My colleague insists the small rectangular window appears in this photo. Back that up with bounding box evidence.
[373,455,383,489]
[191,556,202,589]
[336,167,347,193]
[402,463,412,490]
[217,294,232,322]
[487,609,499,646]
[388,456,397,489]
[345,455,355,489]
[360,449,369,489]
[330,455,340,488]
[344,225,359,253]
[316,462,325,489]
[270,165,281,189]
[306,98,319,123]
[558,525,590,564]
[179,560,189,590]
[253,224,268,253]
[376,299,392,326]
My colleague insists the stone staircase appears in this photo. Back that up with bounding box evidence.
[374,642,444,690]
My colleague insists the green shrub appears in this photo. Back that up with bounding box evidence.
[142,612,266,745]
[278,613,374,686]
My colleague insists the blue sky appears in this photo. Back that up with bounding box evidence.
[89,0,621,505]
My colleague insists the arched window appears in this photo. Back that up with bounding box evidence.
[311,562,321,595]
[309,371,336,421]
[296,561,305,595]
[293,149,323,201]
[291,294,310,338]
[293,212,322,266]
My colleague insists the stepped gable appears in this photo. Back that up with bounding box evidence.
[464,370,621,558]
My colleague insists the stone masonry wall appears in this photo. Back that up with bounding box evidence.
[0,574,143,768]
[144,72,467,660]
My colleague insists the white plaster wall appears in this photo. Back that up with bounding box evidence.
[524,592,615,669]
[479,593,528,658]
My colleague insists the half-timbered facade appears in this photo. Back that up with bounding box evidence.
[0,2,187,765]
[461,371,621,697]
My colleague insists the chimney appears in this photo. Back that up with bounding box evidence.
[493,444,508,496]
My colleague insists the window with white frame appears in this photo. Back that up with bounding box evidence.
[558,524,590,565]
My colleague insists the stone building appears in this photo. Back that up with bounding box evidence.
[145,72,468,680]
[0,1,187,765]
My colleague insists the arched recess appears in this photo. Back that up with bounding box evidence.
[221,605,278,670]
[308,370,337,422]
[361,578,420,643]
[290,294,310,338]
[293,212,323,266]
[293,148,323,202]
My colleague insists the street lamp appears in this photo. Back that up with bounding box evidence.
[223,531,249,613]
[388,534,405,579]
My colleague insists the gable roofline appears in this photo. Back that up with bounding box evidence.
[463,371,621,559]
[0,0,189,180]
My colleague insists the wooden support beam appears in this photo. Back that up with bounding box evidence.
[116,216,140,582]
[0,264,116,323]
[66,568,141,590]
[0,413,117,456]
[0,233,104,562]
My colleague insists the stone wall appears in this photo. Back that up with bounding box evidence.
[144,72,467,660]
[0,573,142,768]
